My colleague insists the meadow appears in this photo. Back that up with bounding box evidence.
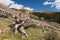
[0,18,60,40]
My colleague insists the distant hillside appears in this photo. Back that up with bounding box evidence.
[40,10,55,13]
[31,11,60,23]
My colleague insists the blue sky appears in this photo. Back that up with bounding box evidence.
[13,0,48,11]
[0,0,60,12]
[12,0,60,12]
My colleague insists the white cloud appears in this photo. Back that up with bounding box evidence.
[43,0,60,9]
[0,0,34,10]
[9,3,24,9]
[24,7,34,11]
[0,0,14,6]
[43,1,51,5]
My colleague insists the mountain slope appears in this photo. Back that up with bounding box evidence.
[0,4,31,19]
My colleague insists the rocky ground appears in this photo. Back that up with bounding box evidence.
[0,18,60,40]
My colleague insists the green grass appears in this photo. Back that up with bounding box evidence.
[0,18,60,40]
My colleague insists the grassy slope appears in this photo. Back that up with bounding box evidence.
[0,18,60,40]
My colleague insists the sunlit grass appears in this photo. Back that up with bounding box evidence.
[0,18,12,28]
[0,18,60,40]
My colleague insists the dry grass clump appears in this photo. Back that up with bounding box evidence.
[44,31,60,40]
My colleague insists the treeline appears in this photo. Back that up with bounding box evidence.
[32,12,60,23]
